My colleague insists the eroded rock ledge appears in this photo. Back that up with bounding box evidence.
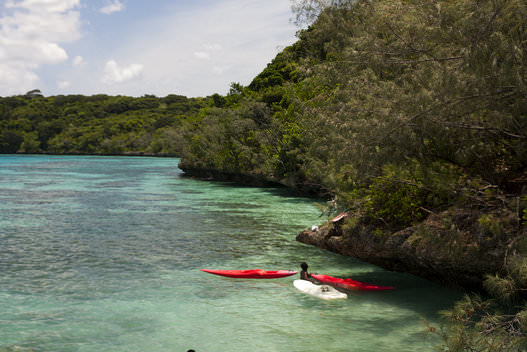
[297,207,521,290]
[179,165,284,187]
[178,162,329,197]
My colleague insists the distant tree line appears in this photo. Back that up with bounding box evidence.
[0,91,209,155]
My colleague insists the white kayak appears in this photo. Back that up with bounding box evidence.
[293,280,347,300]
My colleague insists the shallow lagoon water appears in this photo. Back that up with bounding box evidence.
[0,155,462,351]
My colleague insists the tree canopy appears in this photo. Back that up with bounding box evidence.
[0,93,210,155]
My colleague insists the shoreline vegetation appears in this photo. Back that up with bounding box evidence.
[2,0,526,349]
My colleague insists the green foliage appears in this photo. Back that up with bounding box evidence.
[485,257,527,306]
[433,255,527,351]
[434,294,527,351]
[478,214,505,237]
[248,46,301,92]
[211,94,226,108]
[0,130,24,153]
[364,165,427,229]
[484,274,518,306]
[0,93,207,155]
[19,132,41,153]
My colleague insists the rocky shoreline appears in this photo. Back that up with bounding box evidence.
[297,207,521,290]
[178,162,330,197]
[178,165,283,188]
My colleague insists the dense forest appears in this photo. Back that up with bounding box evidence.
[2,0,527,349]
[0,90,212,155]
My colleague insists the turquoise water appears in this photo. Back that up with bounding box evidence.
[0,155,462,352]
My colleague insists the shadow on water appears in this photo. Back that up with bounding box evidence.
[184,176,328,202]
[328,270,464,322]
[294,252,464,323]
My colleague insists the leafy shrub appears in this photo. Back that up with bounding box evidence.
[364,164,428,229]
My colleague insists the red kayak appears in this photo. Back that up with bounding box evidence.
[311,274,396,291]
[200,269,298,279]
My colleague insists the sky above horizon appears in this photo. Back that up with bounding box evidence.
[0,0,299,98]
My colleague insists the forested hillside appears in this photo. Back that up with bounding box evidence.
[180,0,527,231]
[181,0,527,217]
[0,92,210,155]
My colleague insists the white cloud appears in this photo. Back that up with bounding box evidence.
[213,66,231,75]
[0,62,39,94]
[36,42,68,63]
[193,44,221,61]
[102,59,143,84]
[72,55,84,67]
[57,80,70,89]
[100,0,124,15]
[0,0,81,95]
[204,43,222,51]
[193,51,210,60]
[6,0,80,13]
[116,0,297,97]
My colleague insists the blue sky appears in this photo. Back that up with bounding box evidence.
[0,0,299,97]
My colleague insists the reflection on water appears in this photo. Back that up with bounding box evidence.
[0,155,462,352]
